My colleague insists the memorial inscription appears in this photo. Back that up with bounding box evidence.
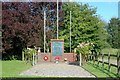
[51,40,64,56]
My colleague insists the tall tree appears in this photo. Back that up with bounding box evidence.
[2,2,63,59]
[59,2,108,53]
[106,18,120,48]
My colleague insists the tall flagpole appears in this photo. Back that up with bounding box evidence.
[57,0,59,39]
[70,11,71,53]
[44,11,46,53]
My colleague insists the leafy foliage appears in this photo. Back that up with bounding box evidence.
[75,42,93,63]
[76,42,92,54]
[22,48,37,65]
[59,2,108,53]
[2,2,63,60]
[106,18,120,49]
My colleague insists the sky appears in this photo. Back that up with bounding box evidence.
[74,0,119,23]
[82,2,118,23]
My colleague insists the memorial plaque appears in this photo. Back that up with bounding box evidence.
[51,39,64,56]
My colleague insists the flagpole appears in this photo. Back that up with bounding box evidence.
[44,11,46,53]
[57,0,59,39]
[70,11,71,53]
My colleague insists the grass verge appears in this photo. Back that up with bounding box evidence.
[82,61,119,78]
[1,60,32,78]
[0,60,2,78]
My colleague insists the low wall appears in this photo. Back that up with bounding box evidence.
[63,53,76,62]
[38,53,76,62]
[38,53,50,62]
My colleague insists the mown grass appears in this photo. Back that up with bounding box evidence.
[82,61,119,78]
[1,60,32,78]
[100,48,119,60]
[101,48,119,55]
[1,60,119,78]
[98,55,117,60]
[0,60,2,78]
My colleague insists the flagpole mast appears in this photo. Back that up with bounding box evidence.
[70,11,71,53]
[57,0,59,39]
[44,11,46,53]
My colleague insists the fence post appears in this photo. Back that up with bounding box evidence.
[108,52,110,72]
[35,54,37,65]
[117,52,120,75]
[90,54,92,61]
[97,52,99,66]
[22,51,24,61]
[37,52,39,63]
[32,53,34,66]
[79,53,82,66]
[88,54,90,61]
[92,52,94,64]
[102,53,104,68]
[93,52,95,65]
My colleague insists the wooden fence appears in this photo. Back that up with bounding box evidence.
[89,53,120,75]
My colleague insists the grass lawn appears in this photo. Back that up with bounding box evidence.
[100,48,119,60]
[0,60,2,78]
[1,60,32,78]
[101,48,119,55]
[82,61,119,78]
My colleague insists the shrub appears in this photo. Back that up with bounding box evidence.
[22,48,37,64]
[75,42,93,64]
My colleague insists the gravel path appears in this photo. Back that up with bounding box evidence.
[20,62,95,77]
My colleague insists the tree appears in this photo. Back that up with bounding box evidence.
[2,2,33,59]
[59,2,108,53]
[106,18,120,49]
[2,2,63,60]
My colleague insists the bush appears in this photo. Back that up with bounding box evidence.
[22,48,37,64]
[75,42,93,64]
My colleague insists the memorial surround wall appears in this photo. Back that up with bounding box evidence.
[38,52,76,62]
